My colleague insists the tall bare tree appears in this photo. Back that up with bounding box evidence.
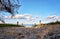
[0,0,21,23]
[0,0,21,15]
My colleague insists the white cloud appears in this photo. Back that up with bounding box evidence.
[0,19,5,23]
[14,14,24,18]
[46,15,60,19]
[13,14,32,21]
[3,15,9,18]
[45,15,60,22]
[41,15,60,23]
[0,21,2,23]
[1,14,39,21]
[0,14,39,24]
[46,15,56,19]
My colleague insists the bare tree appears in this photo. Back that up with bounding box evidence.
[0,0,21,15]
[0,0,21,23]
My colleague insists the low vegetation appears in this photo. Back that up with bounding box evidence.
[33,21,60,27]
[32,23,38,27]
[0,24,25,27]
[47,21,60,25]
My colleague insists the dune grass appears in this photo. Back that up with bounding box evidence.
[48,21,60,25]
[0,24,24,27]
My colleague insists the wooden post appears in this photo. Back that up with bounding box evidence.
[39,20,41,25]
[17,21,19,25]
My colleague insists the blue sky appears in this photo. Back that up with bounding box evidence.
[20,0,60,15]
[0,0,60,24]
[19,0,60,23]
